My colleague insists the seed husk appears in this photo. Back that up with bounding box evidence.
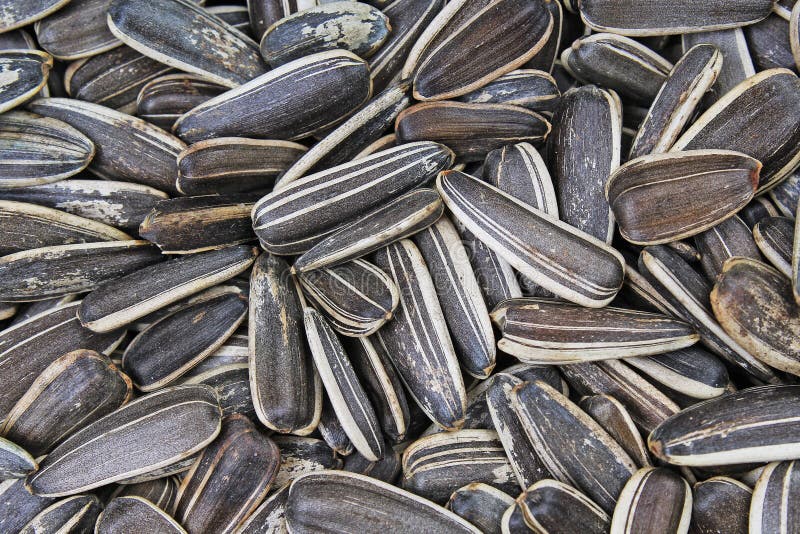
[299,259,399,338]
[580,395,651,468]
[447,483,513,534]
[523,0,562,73]
[748,460,800,533]
[579,0,772,36]
[18,493,102,534]
[136,73,227,131]
[0,50,52,114]
[374,239,467,431]
[695,215,762,281]
[396,101,551,162]
[691,476,751,534]
[27,384,222,497]
[682,29,756,103]
[458,69,561,114]
[249,253,321,435]
[27,98,185,195]
[317,397,355,457]
[182,363,255,419]
[626,346,731,400]
[260,2,391,67]
[343,438,401,483]
[97,496,187,534]
[116,454,198,486]
[173,50,371,143]
[740,197,781,229]
[34,0,121,60]
[236,482,289,534]
[0,478,57,533]
[248,0,297,39]
[753,216,794,276]
[252,142,453,255]
[78,245,258,333]
[505,479,611,534]
[0,0,70,33]
[672,69,800,193]
[273,436,341,487]
[608,150,759,245]
[769,171,800,218]
[609,467,692,534]
[438,170,625,307]
[744,14,797,72]
[0,29,38,50]
[285,470,481,533]
[0,437,36,479]
[208,5,252,35]
[109,476,178,510]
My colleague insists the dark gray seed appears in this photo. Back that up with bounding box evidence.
[0,50,52,113]
[562,33,672,105]
[273,436,341,487]
[0,179,169,231]
[236,483,289,534]
[396,101,551,163]
[1,349,131,456]
[580,395,651,468]
[0,0,70,32]
[580,0,772,36]
[109,477,177,510]
[753,216,794,276]
[672,69,800,193]
[136,73,227,131]
[750,461,800,533]
[115,454,198,486]
[745,14,797,72]
[692,476,751,534]
[0,29,37,50]
[626,346,730,400]
[182,364,255,419]
[27,98,185,195]
[343,442,402,483]
[174,414,279,534]
[560,360,680,434]
[437,170,625,307]
[28,384,222,497]
[610,467,692,534]
[78,245,258,333]
[178,138,306,195]
[512,380,637,513]
[682,29,756,102]
[185,327,249,376]
[300,259,398,337]
[97,496,187,534]
[108,0,265,88]
[412,0,553,101]
[484,141,557,212]
[447,483,513,534]
[740,197,781,229]
[34,0,121,59]
[523,0,562,73]
[19,494,102,534]
[769,170,800,217]
[0,478,57,533]
[0,301,124,419]
[401,429,518,504]
[649,385,800,466]
[64,45,172,114]
[547,85,619,242]
[0,437,36,478]
[0,111,95,188]
[695,215,761,281]
[459,69,561,113]
[249,253,321,434]
[608,150,759,245]
[374,239,467,431]
[260,1,390,67]
[630,44,722,159]
[173,50,371,143]
[505,479,610,534]
[248,0,297,39]
[285,471,481,533]
[318,396,354,456]
[252,142,453,255]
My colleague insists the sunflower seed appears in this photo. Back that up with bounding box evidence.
[740,197,782,229]
[0,0,70,32]
[19,493,102,534]
[236,482,289,534]
[745,14,797,72]
[248,0,297,39]
[374,239,467,431]
[695,215,762,281]
[117,454,199,486]
[34,0,121,59]
[748,460,800,533]
[580,0,771,36]
[285,471,481,533]
[753,216,794,276]
[396,101,551,162]
[182,364,255,419]
[769,170,800,217]
[299,259,399,337]
[0,29,37,50]
[174,50,371,143]
[272,436,340,488]
[0,478,57,533]
[136,73,227,130]
[609,467,692,534]
[27,98,185,195]
[682,29,755,103]
[458,69,560,114]
[608,150,759,245]
[253,142,452,255]
[561,34,672,105]
[691,476,751,534]
[0,301,124,419]
[98,496,187,534]
[0,437,36,478]
[580,395,651,468]
[260,2,390,67]
[504,479,611,534]
[0,50,52,113]
[109,477,178,510]
[317,397,354,456]
[343,439,401,482]
[447,483,513,534]
[626,346,731,400]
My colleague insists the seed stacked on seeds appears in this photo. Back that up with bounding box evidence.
[0,1,799,532]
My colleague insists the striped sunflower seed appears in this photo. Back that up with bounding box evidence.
[0,478,56,533]
[523,0,562,73]
[769,171,800,217]
[396,101,551,162]
[273,436,341,487]
[626,346,731,400]
[744,14,796,72]
[447,483,513,534]
[691,476,751,534]
[694,215,762,281]
[749,460,800,534]
[374,239,467,431]
[182,363,255,418]
[0,111,94,188]
[458,69,561,114]
[1,349,132,456]
[607,150,759,245]
[27,384,222,497]
[285,471,481,533]
[249,253,321,434]
[174,414,280,534]
[78,245,257,333]
[299,259,399,337]
[317,397,355,456]
[107,0,265,88]
[260,1,391,67]
[252,142,453,255]
[109,477,178,510]
[672,68,800,193]
[438,170,625,308]
[753,216,794,276]
[682,29,756,102]
[236,482,289,534]
[173,50,371,143]
[97,496,187,534]
[0,437,36,479]
[248,0,297,39]
[27,98,185,195]
[741,198,783,229]
[711,257,800,376]
[343,438,401,482]
[18,494,102,534]
[648,385,800,466]
[609,467,692,534]
[0,301,124,419]
[503,479,610,534]
[136,73,227,131]
[116,454,198,486]
[0,0,70,32]
[33,0,121,60]
[0,50,52,114]
[580,395,651,468]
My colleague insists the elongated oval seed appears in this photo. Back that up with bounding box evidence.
[695,215,761,281]
[19,494,102,534]
[0,0,70,33]
[34,0,121,60]
[108,0,266,88]
[458,69,561,113]
[27,384,222,497]
[754,216,794,276]
[626,346,730,400]
[0,478,57,533]
[437,170,625,308]
[97,496,187,534]
[749,460,800,534]
[447,483,512,534]
[648,385,800,466]
[692,477,751,534]
[273,435,341,487]
[0,437,36,479]
[136,73,227,130]
[173,50,371,143]
[607,150,759,245]
[580,395,651,468]
[609,467,692,534]
[236,482,289,534]
[506,479,611,534]
[109,477,177,510]
[0,50,52,114]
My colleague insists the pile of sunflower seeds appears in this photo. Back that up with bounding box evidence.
[1,0,800,532]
